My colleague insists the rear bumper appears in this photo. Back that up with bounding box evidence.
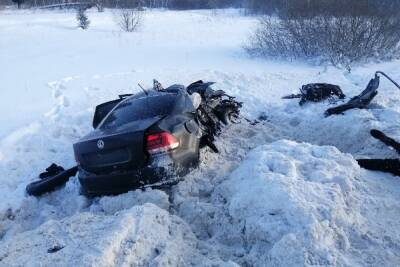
[78,165,174,196]
[78,148,199,196]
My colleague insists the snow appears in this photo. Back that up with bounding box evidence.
[0,203,231,267]
[0,8,260,138]
[1,8,400,267]
[212,141,361,266]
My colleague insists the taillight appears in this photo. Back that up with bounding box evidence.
[146,132,180,154]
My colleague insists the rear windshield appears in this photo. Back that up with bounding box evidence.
[99,95,176,129]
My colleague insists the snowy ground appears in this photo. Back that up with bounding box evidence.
[1,9,400,267]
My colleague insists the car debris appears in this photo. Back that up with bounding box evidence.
[357,129,400,176]
[26,166,78,196]
[282,83,345,105]
[325,71,400,116]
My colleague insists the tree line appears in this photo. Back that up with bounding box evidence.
[0,0,244,9]
[2,0,400,15]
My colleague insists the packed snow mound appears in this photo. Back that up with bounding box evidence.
[0,203,233,267]
[184,140,364,266]
[0,185,171,239]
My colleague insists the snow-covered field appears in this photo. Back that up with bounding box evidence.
[1,9,400,267]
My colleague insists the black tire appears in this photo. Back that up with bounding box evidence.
[26,166,78,197]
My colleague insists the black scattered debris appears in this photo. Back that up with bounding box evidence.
[39,163,65,179]
[283,83,345,105]
[325,74,379,116]
[358,158,400,176]
[357,129,400,176]
[246,112,268,126]
[47,245,65,254]
[26,166,78,197]
[258,112,268,121]
[325,71,400,117]
[371,129,400,154]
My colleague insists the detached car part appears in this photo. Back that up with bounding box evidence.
[325,71,400,116]
[282,83,345,105]
[26,166,78,196]
[357,129,400,176]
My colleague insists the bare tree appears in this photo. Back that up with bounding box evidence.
[247,1,400,70]
[95,0,104,12]
[115,8,143,32]
[76,8,90,29]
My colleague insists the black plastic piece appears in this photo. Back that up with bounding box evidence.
[47,246,65,253]
[357,159,400,176]
[357,129,400,176]
[370,129,400,154]
[26,166,78,196]
[325,75,380,116]
[39,163,65,179]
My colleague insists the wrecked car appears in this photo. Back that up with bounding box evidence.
[26,80,242,196]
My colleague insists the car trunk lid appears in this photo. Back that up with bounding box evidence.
[73,116,162,173]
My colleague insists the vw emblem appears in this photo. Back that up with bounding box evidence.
[97,140,105,149]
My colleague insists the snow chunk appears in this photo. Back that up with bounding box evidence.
[90,189,170,215]
[0,203,230,267]
[211,140,361,266]
[0,186,170,241]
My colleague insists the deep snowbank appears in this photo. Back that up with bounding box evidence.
[173,140,371,266]
[212,140,361,266]
[3,140,398,267]
[0,140,361,266]
[0,203,233,267]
